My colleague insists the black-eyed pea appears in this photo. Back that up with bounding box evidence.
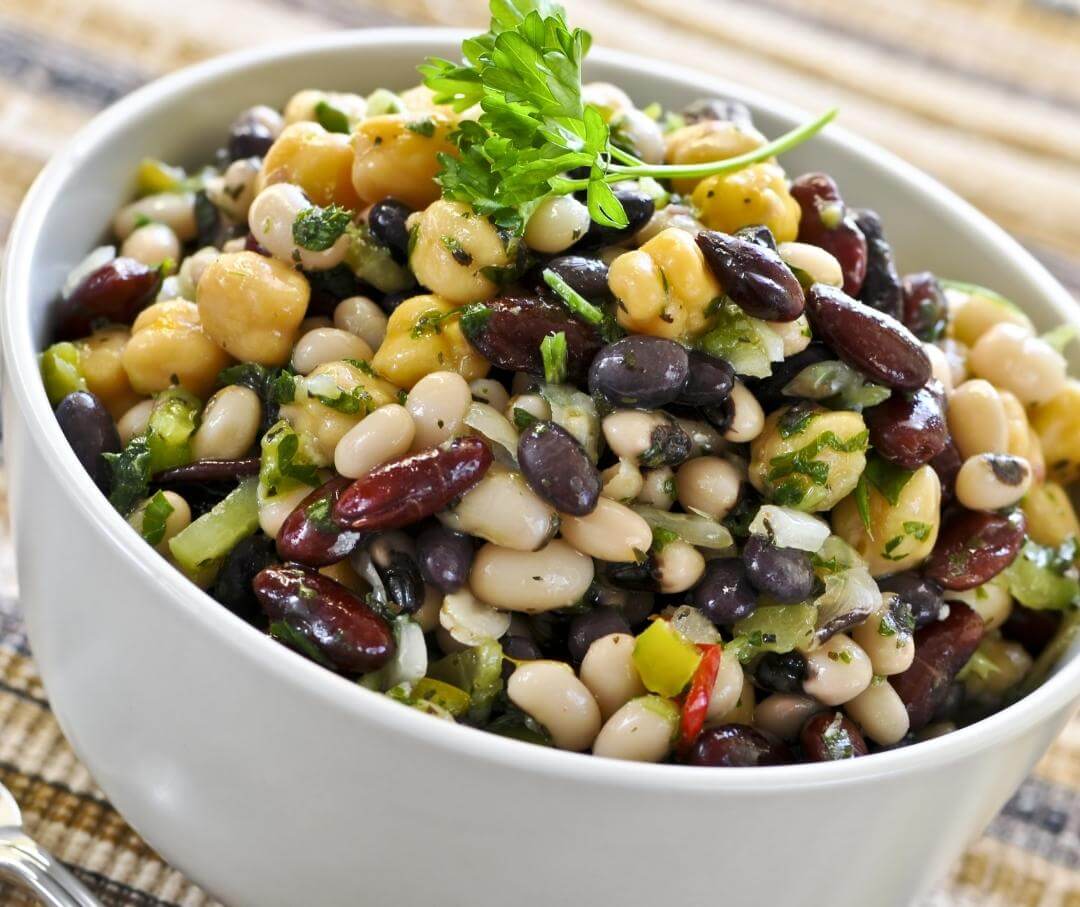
[1022,482,1080,547]
[955,453,1032,512]
[113,192,197,241]
[753,693,826,741]
[506,393,551,425]
[117,399,154,446]
[851,594,916,676]
[947,379,1008,459]
[191,385,261,461]
[334,296,388,351]
[944,577,1012,631]
[123,300,232,398]
[768,314,813,358]
[524,195,592,254]
[636,467,677,510]
[439,589,511,647]
[351,113,457,209]
[676,455,742,520]
[969,322,1066,405]
[406,370,473,450]
[439,467,557,551]
[802,634,873,706]
[205,157,260,222]
[592,695,678,762]
[470,540,594,613]
[249,183,351,271]
[257,483,314,538]
[334,403,415,478]
[704,650,745,723]
[559,498,653,562]
[653,540,706,594]
[601,459,644,502]
[844,678,910,746]
[778,242,842,288]
[470,378,509,413]
[602,410,667,461]
[507,659,602,751]
[723,381,765,443]
[946,285,1034,348]
[127,491,191,558]
[78,325,142,418]
[673,416,725,457]
[579,632,646,720]
[923,342,953,396]
[1030,379,1080,484]
[291,327,373,375]
[121,223,180,268]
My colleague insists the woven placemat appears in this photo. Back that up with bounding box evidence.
[0,1,1077,904]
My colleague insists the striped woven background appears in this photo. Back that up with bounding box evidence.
[0,0,1077,904]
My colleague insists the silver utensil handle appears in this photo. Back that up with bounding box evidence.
[0,830,101,907]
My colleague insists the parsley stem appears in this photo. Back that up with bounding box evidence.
[542,268,604,324]
[609,144,644,167]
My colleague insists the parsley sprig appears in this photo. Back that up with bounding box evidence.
[420,0,836,232]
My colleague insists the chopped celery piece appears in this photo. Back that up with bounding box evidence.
[388,677,471,719]
[146,388,201,473]
[259,420,320,498]
[731,604,818,659]
[632,620,702,697]
[956,646,1001,684]
[1003,540,1080,611]
[135,158,187,196]
[427,638,504,722]
[345,223,415,293]
[697,300,783,378]
[40,342,87,405]
[365,88,405,116]
[168,477,259,579]
[632,506,733,550]
[782,360,890,412]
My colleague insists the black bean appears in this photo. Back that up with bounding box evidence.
[693,558,757,625]
[228,109,275,160]
[685,724,790,767]
[368,198,414,264]
[500,634,543,680]
[374,549,425,615]
[588,335,689,408]
[55,391,120,492]
[416,524,474,593]
[682,97,753,127]
[600,559,660,592]
[800,712,868,761]
[901,272,948,342]
[154,457,261,485]
[754,651,807,694]
[210,534,277,624]
[877,573,945,629]
[742,534,815,604]
[853,209,902,320]
[518,421,601,516]
[696,230,805,322]
[568,609,632,665]
[542,255,609,299]
[679,350,735,407]
[378,287,426,316]
[582,187,654,245]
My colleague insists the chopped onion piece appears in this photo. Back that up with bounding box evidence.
[749,505,830,553]
[539,384,600,462]
[632,506,734,550]
[811,536,881,645]
[669,605,723,644]
[463,402,519,466]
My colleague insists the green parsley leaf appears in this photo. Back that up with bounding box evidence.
[862,455,915,506]
[540,331,568,384]
[103,437,153,515]
[512,407,540,430]
[293,205,353,252]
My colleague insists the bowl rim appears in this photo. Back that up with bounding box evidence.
[4,26,1080,794]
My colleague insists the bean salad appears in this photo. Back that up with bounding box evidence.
[40,1,1080,766]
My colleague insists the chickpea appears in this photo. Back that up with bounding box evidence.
[177,247,221,300]
[753,693,825,741]
[196,251,310,366]
[653,540,706,594]
[832,465,940,576]
[636,466,677,510]
[968,322,1066,405]
[408,200,512,304]
[506,393,550,424]
[723,381,766,443]
[77,325,142,418]
[291,327,373,375]
[692,162,801,242]
[248,183,351,271]
[851,595,915,676]
[778,242,842,288]
[351,112,457,209]
[592,696,678,762]
[113,192,197,241]
[257,122,361,210]
[406,370,473,449]
[191,385,261,461]
[334,403,415,478]
[750,406,868,512]
[608,227,720,339]
[1022,482,1080,547]
[946,285,1034,348]
[372,294,490,390]
[524,195,592,253]
[802,634,873,706]
[507,660,601,751]
[122,300,231,398]
[121,223,180,268]
[844,680,909,746]
[560,498,653,563]
[1030,378,1080,483]
[944,577,1012,632]
[664,119,766,194]
[334,296,388,351]
[768,314,813,358]
[947,379,1008,459]
[675,456,742,520]
[441,466,557,552]
[284,89,366,127]
[579,633,646,720]
[127,491,191,558]
[601,459,644,502]
[117,399,154,445]
[205,157,260,223]
[955,453,1032,512]
[469,540,594,613]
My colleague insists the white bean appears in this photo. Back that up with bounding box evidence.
[778,242,842,287]
[675,456,742,520]
[128,490,191,557]
[955,453,1032,512]
[177,246,220,300]
[923,342,953,396]
[506,393,550,424]
[614,108,665,164]
[944,579,1012,631]
[844,680,910,746]
[470,378,510,413]
[117,399,154,446]
[507,660,601,751]
[768,314,813,358]
[406,370,472,450]
[121,223,180,268]
[205,157,260,222]
[600,459,644,502]
[334,296,388,352]
[191,385,262,461]
[592,696,677,762]
[754,693,826,741]
[802,634,873,706]
[524,195,592,254]
[113,192,197,241]
[969,322,1066,405]
[334,404,415,478]
[439,589,511,647]
[439,467,557,551]
[580,633,646,720]
[470,540,594,613]
[851,595,916,677]
[248,183,350,271]
[559,498,653,563]
[704,651,745,722]
[948,379,1008,459]
[291,328,374,375]
[653,540,705,594]
[723,381,764,443]
[258,484,312,537]
[602,410,666,461]
[636,467,676,510]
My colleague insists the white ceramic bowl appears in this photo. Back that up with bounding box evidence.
[3,30,1079,907]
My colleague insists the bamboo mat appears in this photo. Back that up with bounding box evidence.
[0,0,1077,904]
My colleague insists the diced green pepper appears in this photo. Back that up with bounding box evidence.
[731,604,818,661]
[1003,540,1080,611]
[40,342,87,405]
[345,223,415,294]
[410,678,471,718]
[135,158,187,196]
[168,477,259,580]
[427,638,504,723]
[258,420,320,499]
[632,620,702,698]
[146,387,201,473]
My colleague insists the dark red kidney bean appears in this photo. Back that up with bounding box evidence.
[276,476,364,567]
[682,97,753,127]
[228,108,276,160]
[735,224,778,251]
[254,565,395,674]
[461,293,602,383]
[55,391,121,492]
[154,457,261,484]
[210,534,277,624]
[791,173,868,296]
[367,198,413,264]
[1002,605,1062,656]
[416,524,473,593]
[877,572,945,629]
[568,609,632,665]
[685,724,791,767]
[582,186,655,245]
[901,272,948,342]
[924,509,1026,591]
[640,420,692,469]
[890,601,984,730]
[930,439,962,504]
[864,386,949,469]
[374,549,424,615]
[742,534,815,604]
[754,651,807,694]
[800,712,869,761]
[679,350,735,407]
[693,558,757,625]
[805,284,931,390]
[334,437,493,531]
[55,258,162,339]
[517,420,601,516]
[696,230,805,322]
[588,335,689,408]
[541,255,609,299]
[746,342,832,412]
[853,209,902,320]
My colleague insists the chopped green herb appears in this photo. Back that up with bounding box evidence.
[139,490,175,545]
[778,402,815,439]
[512,407,540,430]
[406,118,437,137]
[863,455,916,506]
[259,420,320,497]
[542,267,604,325]
[103,437,153,515]
[540,331,568,384]
[293,204,353,252]
[651,526,679,551]
[314,100,351,134]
